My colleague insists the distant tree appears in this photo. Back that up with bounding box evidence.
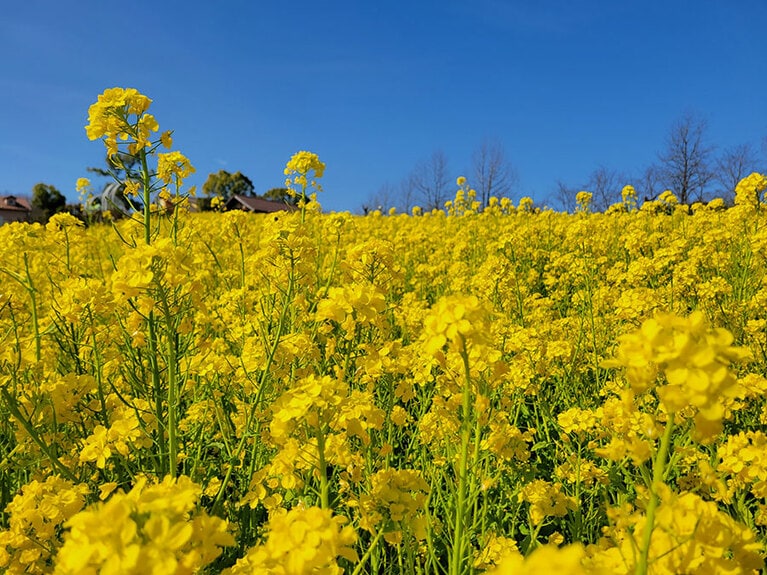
[362,182,399,214]
[193,197,214,212]
[657,113,715,204]
[409,150,451,210]
[87,152,140,181]
[586,166,627,211]
[713,143,760,202]
[637,164,664,203]
[396,177,417,213]
[85,153,143,217]
[548,167,626,212]
[550,180,578,212]
[261,187,298,206]
[471,138,517,206]
[31,183,66,222]
[364,178,418,214]
[64,203,87,221]
[203,170,254,201]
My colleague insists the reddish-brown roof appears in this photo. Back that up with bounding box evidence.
[0,195,32,212]
[225,195,297,213]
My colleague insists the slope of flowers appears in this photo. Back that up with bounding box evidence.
[1,198,766,573]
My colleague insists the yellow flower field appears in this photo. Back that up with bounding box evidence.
[0,88,766,574]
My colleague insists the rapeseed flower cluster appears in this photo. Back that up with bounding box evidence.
[284,151,326,189]
[518,480,577,526]
[717,431,767,499]
[85,87,161,156]
[54,476,233,575]
[84,87,192,222]
[734,172,767,210]
[590,487,763,573]
[224,505,356,575]
[355,468,429,543]
[0,476,88,574]
[284,150,325,218]
[607,310,750,440]
[157,151,196,190]
[489,544,605,575]
[422,294,491,356]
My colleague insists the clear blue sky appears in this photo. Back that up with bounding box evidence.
[2,0,766,212]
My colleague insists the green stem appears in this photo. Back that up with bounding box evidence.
[526,520,544,553]
[166,326,179,477]
[450,341,474,575]
[635,414,675,575]
[351,528,385,575]
[316,423,330,509]
[63,227,72,273]
[147,314,167,476]
[585,273,602,388]
[319,229,342,300]
[212,268,296,513]
[155,280,181,478]
[139,149,152,246]
[1,388,76,481]
[137,149,169,477]
[23,255,41,363]
[89,316,109,426]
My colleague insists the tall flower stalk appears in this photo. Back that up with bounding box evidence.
[84,87,194,477]
[284,150,325,222]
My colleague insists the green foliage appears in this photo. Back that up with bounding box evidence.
[261,187,297,206]
[203,170,254,201]
[84,154,144,219]
[87,152,141,181]
[193,196,215,212]
[31,183,66,223]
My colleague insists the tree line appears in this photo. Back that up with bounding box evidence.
[198,170,295,208]
[364,112,767,213]
[363,139,518,214]
[12,111,766,223]
[553,113,766,212]
[16,164,295,224]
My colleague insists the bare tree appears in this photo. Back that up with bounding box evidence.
[549,180,578,212]
[637,164,664,203]
[397,176,418,213]
[713,142,760,203]
[657,113,715,204]
[409,150,451,210]
[760,136,767,170]
[363,173,423,214]
[547,167,626,213]
[586,166,627,211]
[362,182,398,214]
[471,138,518,206]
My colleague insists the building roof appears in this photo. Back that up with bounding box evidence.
[225,194,297,213]
[0,195,32,212]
